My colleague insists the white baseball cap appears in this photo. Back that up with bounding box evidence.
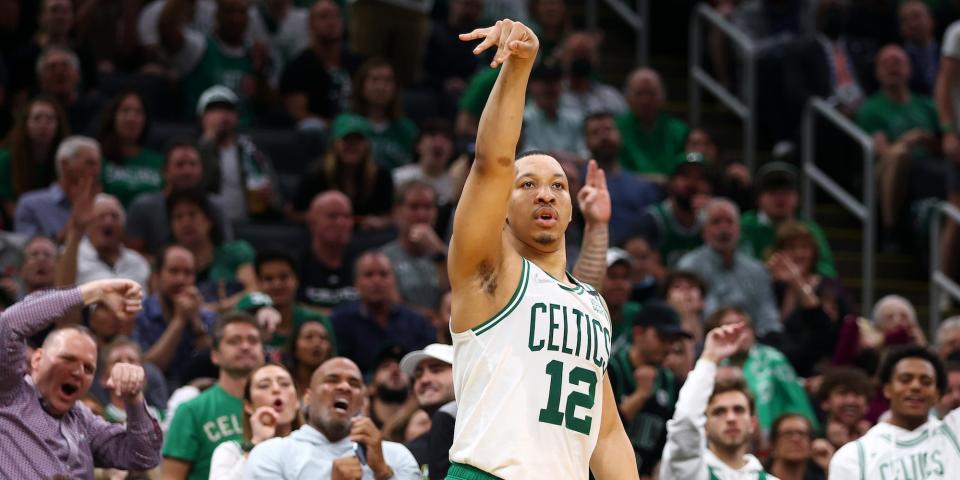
[400,343,454,378]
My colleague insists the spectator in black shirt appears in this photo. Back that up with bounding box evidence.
[34,46,102,133]
[279,0,362,129]
[299,190,361,311]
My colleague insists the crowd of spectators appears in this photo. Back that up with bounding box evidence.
[3,0,960,479]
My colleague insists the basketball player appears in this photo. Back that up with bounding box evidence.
[829,345,960,479]
[446,19,637,479]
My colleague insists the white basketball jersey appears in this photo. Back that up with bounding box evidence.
[829,409,960,479]
[449,258,613,479]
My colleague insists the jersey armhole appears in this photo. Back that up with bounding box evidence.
[454,259,530,338]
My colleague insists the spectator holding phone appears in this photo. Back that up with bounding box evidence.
[245,357,420,479]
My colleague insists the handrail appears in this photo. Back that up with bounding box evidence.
[688,3,757,170]
[801,97,875,310]
[929,202,960,339]
[586,0,649,67]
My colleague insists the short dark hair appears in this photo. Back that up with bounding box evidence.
[212,310,261,349]
[516,150,555,161]
[817,366,873,402]
[416,118,455,145]
[769,413,812,446]
[879,345,947,393]
[166,187,223,245]
[662,270,707,297]
[946,361,960,375]
[163,136,200,168]
[704,306,752,333]
[155,244,194,272]
[254,248,298,277]
[583,111,615,133]
[709,376,755,415]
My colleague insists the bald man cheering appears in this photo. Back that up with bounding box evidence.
[0,279,162,478]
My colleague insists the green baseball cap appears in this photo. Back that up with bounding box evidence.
[235,292,273,312]
[672,152,707,176]
[331,114,373,140]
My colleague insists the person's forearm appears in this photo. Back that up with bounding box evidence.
[937,61,957,126]
[572,222,608,289]
[475,59,535,167]
[158,0,188,52]
[143,318,187,370]
[56,226,82,287]
[90,403,163,471]
[590,430,639,480]
[618,389,648,420]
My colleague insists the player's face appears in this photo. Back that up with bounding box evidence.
[937,371,960,417]
[823,385,868,427]
[507,155,572,251]
[308,358,366,441]
[413,358,454,410]
[705,391,755,451]
[884,357,940,423]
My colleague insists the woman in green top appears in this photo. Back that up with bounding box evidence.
[167,188,257,308]
[96,91,165,206]
[0,95,70,219]
[350,58,419,170]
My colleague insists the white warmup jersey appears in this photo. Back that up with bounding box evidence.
[829,409,960,479]
[449,258,613,479]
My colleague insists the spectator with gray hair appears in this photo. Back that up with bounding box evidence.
[936,316,960,361]
[677,198,782,340]
[34,45,103,132]
[56,192,151,291]
[871,294,926,346]
[15,135,101,238]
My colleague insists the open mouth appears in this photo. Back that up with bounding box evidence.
[534,208,558,227]
[332,398,350,414]
[273,398,284,412]
[61,383,79,397]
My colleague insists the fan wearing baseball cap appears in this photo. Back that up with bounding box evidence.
[607,300,692,476]
[400,344,457,479]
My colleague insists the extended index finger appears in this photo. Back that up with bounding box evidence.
[459,26,491,42]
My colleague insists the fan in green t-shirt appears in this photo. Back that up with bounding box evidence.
[351,59,420,169]
[616,68,689,179]
[96,92,165,207]
[161,312,265,480]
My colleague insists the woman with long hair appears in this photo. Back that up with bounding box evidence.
[166,188,258,307]
[291,114,394,229]
[0,95,69,218]
[209,363,303,479]
[285,318,335,395]
[350,58,418,169]
[96,91,163,206]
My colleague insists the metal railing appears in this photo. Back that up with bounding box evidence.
[586,0,649,67]
[801,97,875,310]
[688,3,757,170]
[929,202,960,338]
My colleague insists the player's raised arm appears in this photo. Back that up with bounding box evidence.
[448,21,538,310]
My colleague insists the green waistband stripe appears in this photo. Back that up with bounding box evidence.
[446,462,504,480]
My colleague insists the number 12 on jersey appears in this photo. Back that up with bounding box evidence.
[538,360,598,435]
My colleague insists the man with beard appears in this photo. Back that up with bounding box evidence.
[133,245,217,387]
[161,311,265,480]
[368,343,412,429]
[583,112,658,247]
[660,322,773,479]
[400,344,456,476]
[830,346,960,478]
[817,366,873,450]
[677,199,782,340]
[279,0,362,127]
[608,300,690,478]
[636,153,711,268]
[246,357,420,479]
[59,193,150,290]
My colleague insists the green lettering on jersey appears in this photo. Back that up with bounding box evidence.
[529,303,547,351]
[560,306,574,355]
[548,303,561,352]
[573,308,584,356]
[591,319,604,368]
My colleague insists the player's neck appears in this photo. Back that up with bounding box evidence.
[887,413,929,431]
[508,235,568,284]
[708,443,748,470]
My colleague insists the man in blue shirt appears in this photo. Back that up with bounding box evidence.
[134,245,216,388]
[332,252,434,375]
[583,111,660,246]
[15,136,102,239]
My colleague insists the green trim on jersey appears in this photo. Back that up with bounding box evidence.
[941,424,960,457]
[896,430,929,447]
[446,462,504,480]
[856,440,865,480]
[541,268,585,293]
[472,259,530,335]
